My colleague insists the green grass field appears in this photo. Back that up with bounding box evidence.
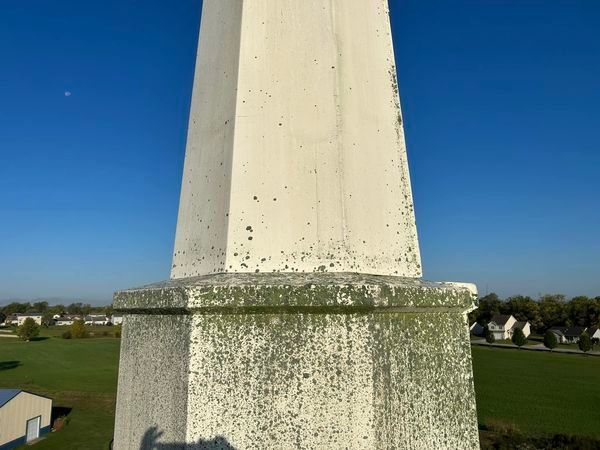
[0,328,119,450]
[1,330,599,448]
[472,346,600,438]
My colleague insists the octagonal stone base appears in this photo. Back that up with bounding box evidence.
[112,273,479,450]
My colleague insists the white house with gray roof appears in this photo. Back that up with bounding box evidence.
[488,315,531,340]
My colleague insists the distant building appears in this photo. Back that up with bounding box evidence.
[54,315,83,326]
[16,313,43,326]
[3,315,18,326]
[587,326,600,341]
[488,315,531,341]
[469,322,484,337]
[0,390,52,449]
[548,326,587,344]
[111,315,124,326]
[512,320,531,338]
[84,315,109,326]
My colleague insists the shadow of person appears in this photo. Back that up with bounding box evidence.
[140,427,236,450]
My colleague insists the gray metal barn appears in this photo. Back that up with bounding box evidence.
[0,390,52,449]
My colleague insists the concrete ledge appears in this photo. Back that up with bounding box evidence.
[114,272,476,313]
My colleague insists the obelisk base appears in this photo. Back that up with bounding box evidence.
[113,273,479,449]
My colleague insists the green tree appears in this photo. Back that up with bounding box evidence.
[70,319,88,339]
[543,330,558,351]
[67,303,84,315]
[471,293,502,325]
[485,326,495,344]
[568,296,592,327]
[504,295,542,331]
[16,318,40,341]
[32,301,49,313]
[1,302,30,316]
[41,312,55,326]
[511,327,527,348]
[578,331,592,353]
[49,304,66,315]
[539,294,567,331]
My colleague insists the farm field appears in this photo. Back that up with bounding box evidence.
[0,328,119,450]
[1,331,599,448]
[472,346,600,438]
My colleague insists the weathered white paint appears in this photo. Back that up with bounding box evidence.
[0,391,52,446]
[172,0,421,279]
[113,1,480,448]
[113,278,480,450]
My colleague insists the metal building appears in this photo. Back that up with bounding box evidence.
[0,390,52,449]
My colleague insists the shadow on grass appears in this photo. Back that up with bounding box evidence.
[0,360,21,370]
[138,427,236,450]
[51,406,73,423]
[30,336,50,341]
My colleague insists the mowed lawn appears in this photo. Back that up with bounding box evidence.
[2,329,600,448]
[472,346,600,438]
[0,329,120,450]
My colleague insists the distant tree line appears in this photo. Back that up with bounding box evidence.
[469,293,600,334]
[0,301,113,326]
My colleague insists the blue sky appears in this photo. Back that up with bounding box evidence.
[1,0,599,304]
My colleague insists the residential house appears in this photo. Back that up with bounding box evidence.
[587,326,600,341]
[0,390,52,449]
[512,320,531,338]
[3,315,18,326]
[54,315,83,326]
[111,315,123,326]
[16,313,43,326]
[488,315,531,340]
[548,326,587,344]
[84,315,109,326]
[469,322,484,337]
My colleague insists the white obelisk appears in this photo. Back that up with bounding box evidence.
[113,1,479,449]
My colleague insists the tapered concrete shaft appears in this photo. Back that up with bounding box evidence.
[171,0,421,279]
[113,1,479,449]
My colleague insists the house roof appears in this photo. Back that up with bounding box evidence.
[511,321,528,330]
[0,389,52,408]
[548,326,587,337]
[587,326,599,336]
[0,389,21,407]
[84,315,107,321]
[16,312,43,317]
[489,315,512,326]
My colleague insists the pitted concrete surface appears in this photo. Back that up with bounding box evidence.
[113,277,479,449]
[114,272,476,312]
[171,0,421,279]
[113,309,479,449]
[113,0,480,448]
[113,314,191,449]
[185,311,478,449]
